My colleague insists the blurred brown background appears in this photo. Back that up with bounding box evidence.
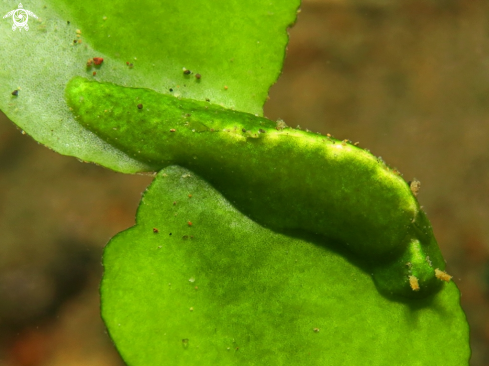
[1,0,488,364]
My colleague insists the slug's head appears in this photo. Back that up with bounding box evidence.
[371,210,451,299]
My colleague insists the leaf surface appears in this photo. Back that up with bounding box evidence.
[101,166,470,366]
[0,0,299,172]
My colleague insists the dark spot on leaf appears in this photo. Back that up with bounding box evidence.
[137,104,143,110]
[11,90,19,96]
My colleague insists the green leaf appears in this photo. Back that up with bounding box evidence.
[0,0,299,173]
[101,166,470,366]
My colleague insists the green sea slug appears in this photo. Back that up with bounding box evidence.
[66,76,452,299]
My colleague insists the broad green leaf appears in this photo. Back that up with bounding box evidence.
[101,166,470,366]
[0,0,300,173]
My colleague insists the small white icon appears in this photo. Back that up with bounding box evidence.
[3,3,38,31]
